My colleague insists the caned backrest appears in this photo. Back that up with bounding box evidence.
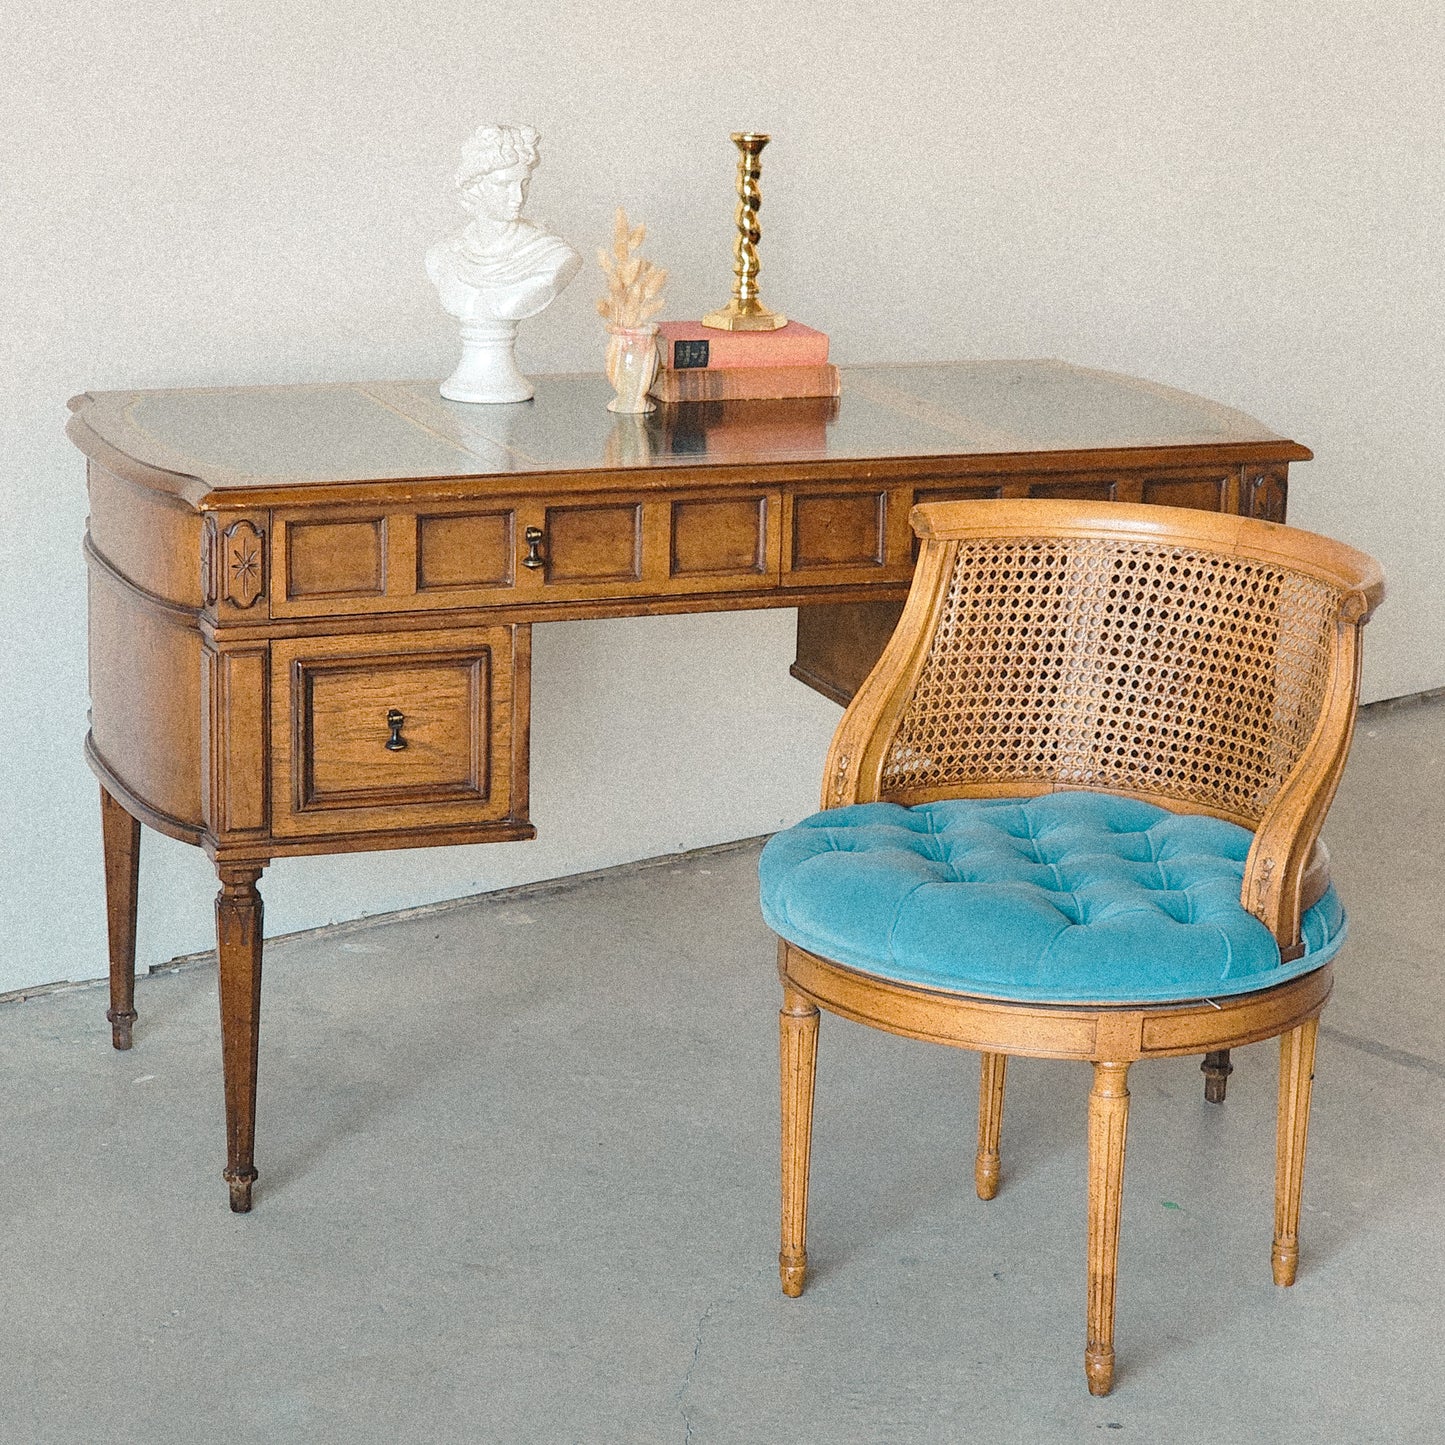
[880,532,1340,823]
[825,500,1384,950]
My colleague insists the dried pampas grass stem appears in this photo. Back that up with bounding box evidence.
[596,207,667,329]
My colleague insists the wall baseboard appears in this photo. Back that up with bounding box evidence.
[1359,686,1445,716]
[0,834,771,1009]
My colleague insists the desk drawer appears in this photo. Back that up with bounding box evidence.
[782,484,916,588]
[272,507,523,618]
[269,626,528,838]
[530,491,781,599]
[270,491,782,616]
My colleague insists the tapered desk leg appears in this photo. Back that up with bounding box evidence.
[216,864,265,1213]
[1086,1061,1131,1396]
[779,981,819,1298]
[1273,1017,1319,1286]
[100,786,141,1050]
[975,1052,1007,1200]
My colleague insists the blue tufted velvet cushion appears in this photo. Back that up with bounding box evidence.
[759,792,1345,1005]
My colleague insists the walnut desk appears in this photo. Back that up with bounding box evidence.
[69,361,1309,1211]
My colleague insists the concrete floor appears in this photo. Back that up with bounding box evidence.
[3,700,1444,1445]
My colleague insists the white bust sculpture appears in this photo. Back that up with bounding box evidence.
[427,123,582,403]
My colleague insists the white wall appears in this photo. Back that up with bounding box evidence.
[3,1,1441,994]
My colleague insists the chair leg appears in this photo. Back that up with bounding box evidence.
[1085,1060,1131,1396]
[1273,1017,1319,1286]
[779,983,820,1298]
[975,1052,1007,1200]
[1201,1048,1233,1103]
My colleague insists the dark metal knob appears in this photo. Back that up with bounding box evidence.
[385,709,407,751]
[522,526,545,570]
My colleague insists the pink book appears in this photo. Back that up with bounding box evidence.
[656,320,830,371]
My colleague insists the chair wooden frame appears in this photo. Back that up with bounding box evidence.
[775,499,1383,1394]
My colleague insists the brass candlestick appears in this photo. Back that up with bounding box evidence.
[701,132,787,331]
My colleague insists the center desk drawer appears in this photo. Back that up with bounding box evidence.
[269,626,528,839]
[270,493,782,616]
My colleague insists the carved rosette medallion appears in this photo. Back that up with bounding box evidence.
[223,520,266,608]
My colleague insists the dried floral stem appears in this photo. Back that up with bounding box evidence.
[596,207,667,329]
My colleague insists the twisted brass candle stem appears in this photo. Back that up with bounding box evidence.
[702,132,787,331]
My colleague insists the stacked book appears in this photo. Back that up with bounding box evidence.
[652,396,839,459]
[649,321,840,405]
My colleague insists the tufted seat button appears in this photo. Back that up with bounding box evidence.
[760,791,1345,1005]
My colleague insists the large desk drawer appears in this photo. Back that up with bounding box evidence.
[268,626,528,839]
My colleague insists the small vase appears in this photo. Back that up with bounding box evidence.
[605,324,660,413]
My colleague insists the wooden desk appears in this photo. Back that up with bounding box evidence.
[69,361,1309,1210]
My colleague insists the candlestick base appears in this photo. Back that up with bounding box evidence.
[701,297,788,332]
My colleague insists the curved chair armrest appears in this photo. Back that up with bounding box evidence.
[820,537,958,809]
[1242,589,1378,957]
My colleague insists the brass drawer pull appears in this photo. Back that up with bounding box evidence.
[522,526,545,570]
[385,709,408,751]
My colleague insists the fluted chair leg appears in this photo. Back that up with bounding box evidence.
[1201,1048,1233,1103]
[1273,1017,1319,1286]
[779,983,820,1297]
[975,1052,1007,1199]
[1085,1061,1131,1396]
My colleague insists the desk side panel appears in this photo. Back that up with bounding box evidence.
[87,462,205,608]
[87,563,204,831]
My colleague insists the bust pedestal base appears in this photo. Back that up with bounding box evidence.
[440,318,533,404]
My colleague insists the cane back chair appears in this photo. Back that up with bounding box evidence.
[760,499,1383,1394]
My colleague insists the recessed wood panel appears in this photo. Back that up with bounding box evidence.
[1142,474,1228,512]
[913,484,1006,505]
[204,646,268,833]
[417,512,514,591]
[543,503,643,583]
[301,656,487,806]
[1027,478,1118,501]
[670,497,768,577]
[286,519,385,598]
[791,492,887,570]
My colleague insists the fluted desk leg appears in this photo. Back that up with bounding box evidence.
[216,864,265,1213]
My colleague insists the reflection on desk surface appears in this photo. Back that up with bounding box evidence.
[69,360,1295,491]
